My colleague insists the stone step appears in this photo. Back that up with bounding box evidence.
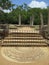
[9,30,39,33]
[5,37,44,40]
[9,32,39,34]
[1,42,47,46]
[9,33,41,37]
[3,39,45,43]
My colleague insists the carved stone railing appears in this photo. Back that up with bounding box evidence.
[40,25,49,40]
[0,24,9,39]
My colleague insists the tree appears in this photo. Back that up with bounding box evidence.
[48,7,49,33]
[21,4,30,25]
[0,0,15,24]
[16,5,23,25]
[0,0,12,9]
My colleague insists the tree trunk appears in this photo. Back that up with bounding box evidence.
[40,13,43,29]
[19,14,21,25]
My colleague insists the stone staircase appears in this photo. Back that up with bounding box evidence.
[1,26,49,63]
[1,29,47,46]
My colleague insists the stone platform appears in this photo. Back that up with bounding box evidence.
[0,25,49,65]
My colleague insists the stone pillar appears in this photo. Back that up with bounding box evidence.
[0,7,3,11]
[30,16,32,25]
[30,15,34,26]
[19,14,21,25]
[32,15,34,26]
[40,13,43,29]
[48,8,49,32]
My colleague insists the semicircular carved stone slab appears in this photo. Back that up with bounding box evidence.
[1,47,49,63]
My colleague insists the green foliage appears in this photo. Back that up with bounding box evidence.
[0,0,12,9]
[0,3,48,25]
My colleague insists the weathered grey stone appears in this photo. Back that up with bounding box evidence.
[30,15,34,26]
[40,13,44,29]
[19,14,21,25]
